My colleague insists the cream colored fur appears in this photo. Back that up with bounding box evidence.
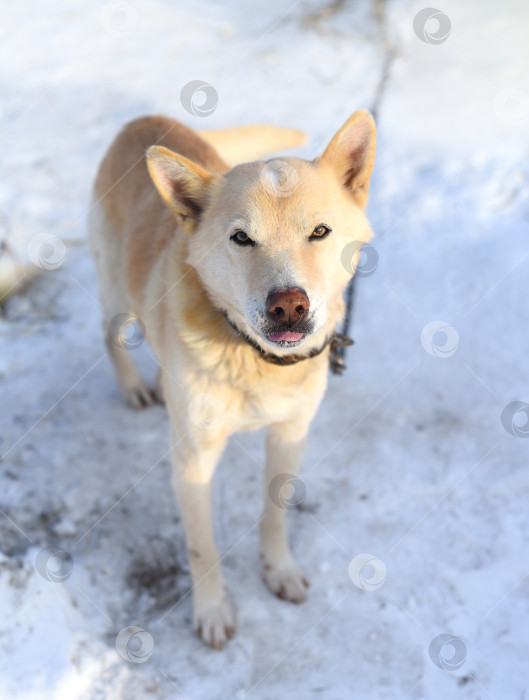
[199,124,307,167]
[89,112,376,648]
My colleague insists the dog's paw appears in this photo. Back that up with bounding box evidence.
[262,560,309,603]
[121,381,158,409]
[194,598,236,649]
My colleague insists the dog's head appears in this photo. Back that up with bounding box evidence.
[147,110,376,355]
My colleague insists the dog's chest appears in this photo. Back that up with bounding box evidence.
[236,365,328,432]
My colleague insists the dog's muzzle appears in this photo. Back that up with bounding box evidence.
[263,286,313,344]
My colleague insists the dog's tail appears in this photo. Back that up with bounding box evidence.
[198,125,307,167]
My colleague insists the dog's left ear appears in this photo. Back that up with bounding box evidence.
[146,145,216,234]
[318,109,376,208]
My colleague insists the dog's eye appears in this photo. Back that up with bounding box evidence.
[310,224,331,240]
[230,230,255,247]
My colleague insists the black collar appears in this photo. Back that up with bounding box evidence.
[222,312,353,373]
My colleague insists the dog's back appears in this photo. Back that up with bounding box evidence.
[94,116,228,231]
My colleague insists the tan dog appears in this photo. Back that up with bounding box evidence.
[89,110,376,648]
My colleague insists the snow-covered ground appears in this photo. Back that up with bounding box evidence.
[1,1,528,698]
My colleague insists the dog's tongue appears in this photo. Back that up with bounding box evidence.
[268,331,304,343]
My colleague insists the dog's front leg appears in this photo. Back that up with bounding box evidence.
[169,427,235,649]
[260,420,310,603]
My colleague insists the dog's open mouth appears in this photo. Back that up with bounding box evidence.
[264,317,313,347]
[267,331,305,345]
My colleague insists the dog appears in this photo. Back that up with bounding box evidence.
[89,109,376,648]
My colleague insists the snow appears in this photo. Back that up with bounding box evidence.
[1,0,528,698]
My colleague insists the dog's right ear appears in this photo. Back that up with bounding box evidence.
[146,146,215,233]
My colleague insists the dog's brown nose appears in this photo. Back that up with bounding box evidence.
[266,287,310,324]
